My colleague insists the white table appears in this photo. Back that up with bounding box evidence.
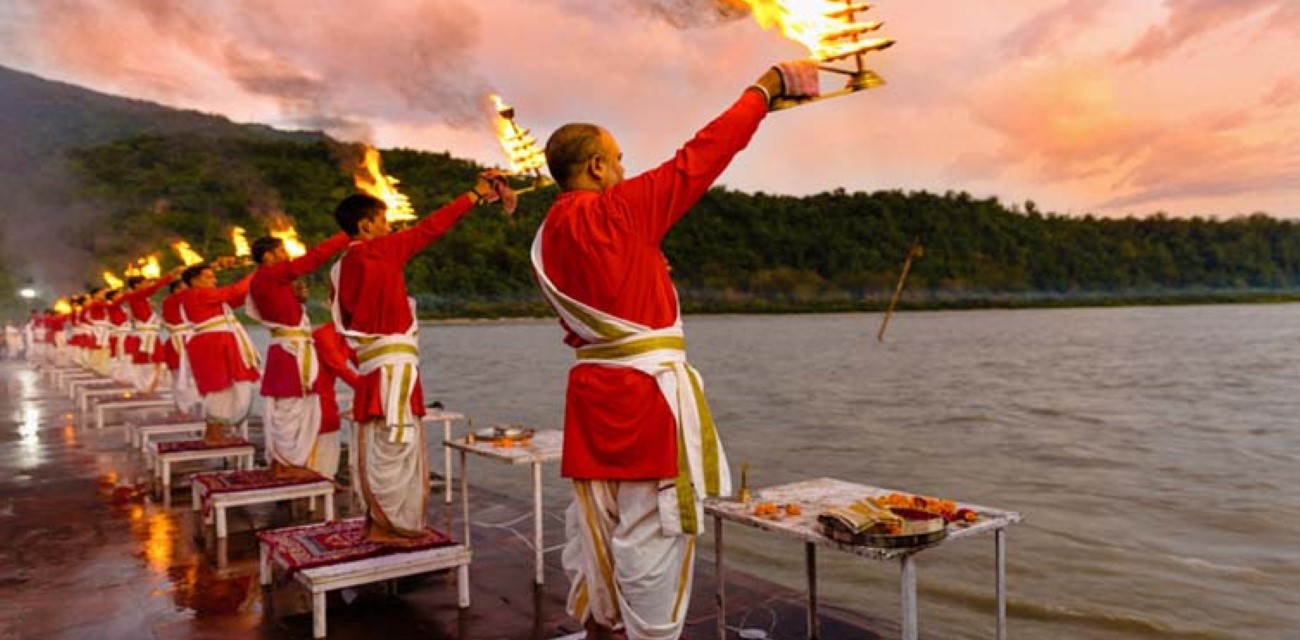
[41,365,84,385]
[446,428,563,585]
[706,478,1022,640]
[127,416,207,450]
[150,440,255,506]
[78,384,138,413]
[56,370,100,394]
[95,396,175,429]
[422,410,467,504]
[258,519,471,639]
[191,470,335,538]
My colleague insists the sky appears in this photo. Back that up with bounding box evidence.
[1,0,1299,219]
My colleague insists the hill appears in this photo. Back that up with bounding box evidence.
[0,65,321,305]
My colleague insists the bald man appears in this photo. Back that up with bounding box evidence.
[531,62,819,640]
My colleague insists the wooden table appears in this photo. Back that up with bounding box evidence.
[94,395,174,429]
[445,428,563,585]
[191,470,335,539]
[125,414,205,447]
[78,384,137,413]
[258,518,471,639]
[423,410,467,504]
[706,478,1022,640]
[150,439,255,506]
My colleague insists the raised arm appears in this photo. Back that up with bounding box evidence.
[375,195,476,263]
[276,232,351,280]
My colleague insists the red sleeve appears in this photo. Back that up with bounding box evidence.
[277,232,351,280]
[189,273,254,307]
[138,274,176,299]
[607,89,767,242]
[314,324,361,389]
[372,194,476,263]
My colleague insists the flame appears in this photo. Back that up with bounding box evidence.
[102,271,124,289]
[490,93,547,174]
[737,1,892,61]
[353,146,417,223]
[141,255,161,279]
[231,227,250,258]
[268,217,307,258]
[171,241,204,266]
[124,262,141,278]
[54,299,71,314]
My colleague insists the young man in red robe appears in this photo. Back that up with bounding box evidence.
[531,62,819,640]
[160,279,199,415]
[180,260,259,444]
[120,273,177,393]
[331,170,511,544]
[247,232,349,477]
[311,320,359,480]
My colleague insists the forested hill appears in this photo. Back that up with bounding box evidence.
[67,132,1300,317]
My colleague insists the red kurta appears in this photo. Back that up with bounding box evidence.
[335,194,475,423]
[160,291,186,369]
[538,89,767,480]
[181,274,258,394]
[106,300,129,357]
[251,232,349,398]
[84,301,108,349]
[313,322,360,435]
[121,276,174,364]
[44,314,68,344]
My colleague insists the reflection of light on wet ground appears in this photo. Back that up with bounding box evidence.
[61,425,77,445]
[144,511,176,574]
[18,406,42,466]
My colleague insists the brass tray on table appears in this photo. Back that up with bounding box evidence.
[817,506,948,549]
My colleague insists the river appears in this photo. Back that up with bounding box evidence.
[279,304,1300,639]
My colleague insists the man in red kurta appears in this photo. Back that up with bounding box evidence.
[247,232,349,476]
[120,273,176,392]
[531,63,818,640]
[160,280,199,415]
[331,171,510,543]
[312,321,359,479]
[180,260,259,444]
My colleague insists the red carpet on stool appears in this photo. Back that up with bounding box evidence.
[258,518,455,577]
[193,469,328,517]
[156,438,251,454]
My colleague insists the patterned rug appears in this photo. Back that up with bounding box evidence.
[156,438,251,454]
[193,469,329,517]
[258,518,455,577]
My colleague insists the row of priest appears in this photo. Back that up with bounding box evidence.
[26,59,820,640]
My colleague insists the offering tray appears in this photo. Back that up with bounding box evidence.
[471,424,535,446]
[818,506,947,549]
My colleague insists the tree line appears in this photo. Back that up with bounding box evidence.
[60,132,1300,317]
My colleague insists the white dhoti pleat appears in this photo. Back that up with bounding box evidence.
[564,480,696,640]
[311,431,341,479]
[202,381,254,427]
[264,395,322,468]
[130,363,158,393]
[356,419,428,535]
[171,372,200,415]
[88,348,110,376]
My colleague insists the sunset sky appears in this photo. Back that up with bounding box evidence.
[2,0,1299,218]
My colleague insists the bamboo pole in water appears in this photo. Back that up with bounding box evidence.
[877,237,922,342]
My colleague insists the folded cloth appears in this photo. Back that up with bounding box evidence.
[776,59,821,98]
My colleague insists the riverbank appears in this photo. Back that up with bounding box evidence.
[0,360,905,639]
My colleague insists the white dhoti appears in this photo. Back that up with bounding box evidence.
[130,363,158,393]
[202,381,254,427]
[264,395,322,468]
[53,333,67,367]
[355,419,428,535]
[311,431,341,479]
[564,480,695,640]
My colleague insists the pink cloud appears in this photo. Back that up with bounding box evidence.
[1000,0,1113,58]
[1122,0,1278,63]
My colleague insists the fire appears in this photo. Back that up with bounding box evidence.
[54,299,71,314]
[737,1,893,61]
[140,255,161,279]
[171,241,205,266]
[353,146,417,223]
[490,94,547,175]
[268,217,307,259]
[102,271,124,289]
[231,227,250,258]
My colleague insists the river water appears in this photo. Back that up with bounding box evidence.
[299,305,1300,639]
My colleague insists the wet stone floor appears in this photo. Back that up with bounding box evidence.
[0,361,892,640]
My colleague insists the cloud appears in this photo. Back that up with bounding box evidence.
[1000,0,1112,58]
[1121,0,1278,63]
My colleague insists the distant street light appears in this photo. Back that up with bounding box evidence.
[18,288,36,299]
